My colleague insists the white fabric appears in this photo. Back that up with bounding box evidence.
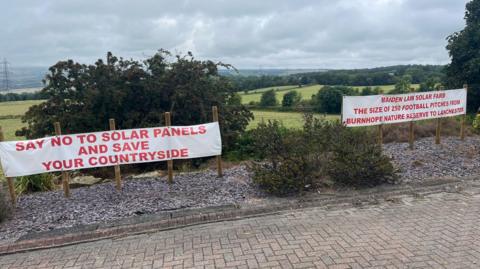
[0,122,222,177]
[342,88,467,127]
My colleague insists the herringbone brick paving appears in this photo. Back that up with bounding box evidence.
[1,191,480,268]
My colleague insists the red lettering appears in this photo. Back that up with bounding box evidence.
[15,142,25,151]
[88,157,97,166]
[139,152,148,161]
[77,134,86,144]
[42,161,52,171]
[75,158,84,168]
[189,127,198,135]
[171,128,181,136]
[162,128,171,137]
[153,128,162,138]
[140,130,149,139]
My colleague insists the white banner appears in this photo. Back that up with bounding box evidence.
[0,122,222,177]
[342,89,467,127]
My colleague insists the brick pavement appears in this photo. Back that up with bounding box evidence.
[1,191,480,269]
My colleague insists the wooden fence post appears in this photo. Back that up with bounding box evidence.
[409,121,415,150]
[164,112,174,184]
[378,124,383,148]
[54,122,70,198]
[0,126,16,206]
[460,84,468,140]
[435,118,441,144]
[109,119,122,190]
[435,86,444,145]
[212,106,223,177]
[409,87,415,150]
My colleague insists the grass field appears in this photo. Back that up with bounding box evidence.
[0,100,43,118]
[244,85,298,94]
[241,85,322,104]
[0,100,43,141]
[249,110,340,129]
[0,118,26,141]
[239,84,420,104]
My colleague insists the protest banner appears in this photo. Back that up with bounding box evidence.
[0,122,222,178]
[342,88,467,127]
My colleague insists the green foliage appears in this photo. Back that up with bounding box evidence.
[473,113,480,131]
[445,0,480,112]
[249,115,395,196]
[391,75,412,94]
[224,130,258,161]
[15,174,55,194]
[19,50,253,151]
[418,77,438,92]
[259,89,277,107]
[227,65,444,91]
[228,93,242,106]
[249,120,323,196]
[360,86,382,96]
[327,127,396,187]
[0,91,47,102]
[0,188,12,223]
[312,86,356,113]
[281,90,302,107]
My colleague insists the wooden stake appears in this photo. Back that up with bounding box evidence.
[109,119,122,190]
[460,84,468,140]
[0,126,16,206]
[409,121,415,150]
[435,118,441,144]
[212,106,223,177]
[409,87,415,150]
[54,122,70,198]
[164,112,173,184]
[378,124,383,147]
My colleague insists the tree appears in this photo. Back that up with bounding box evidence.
[418,77,437,92]
[281,90,301,107]
[259,89,277,107]
[312,86,356,113]
[360,86,383,96]
[391,75,412,94]
[445,0,480,112]
[20,50,253,151]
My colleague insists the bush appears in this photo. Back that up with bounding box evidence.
[249,114,396,195]
[391,75,412,94]
[0,188,12,223]
[224,130,259,161]
[249,120,322,195]
[15,174,55,194]
[327,126,396,187]
[249,115,337,195]
[312,86,356,113]
[473,113,480,132]
[281,90,301,107]
[259,89,277,107]
[360,86,383,96]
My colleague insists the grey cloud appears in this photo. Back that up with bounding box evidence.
[0,0,470,68]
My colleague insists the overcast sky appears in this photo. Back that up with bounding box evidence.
[0,0,470,69]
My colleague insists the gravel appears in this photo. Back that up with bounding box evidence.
[2,135,480,243]
[0,166,263,242]
[384,136,480,183]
